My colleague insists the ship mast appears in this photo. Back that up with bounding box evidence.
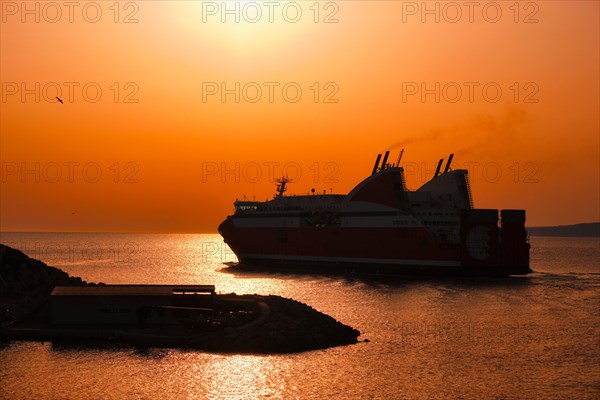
[275,177,288,198]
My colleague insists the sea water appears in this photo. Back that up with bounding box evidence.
[0,233,598,399]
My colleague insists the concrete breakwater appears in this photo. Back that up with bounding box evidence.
[0,244,361,353]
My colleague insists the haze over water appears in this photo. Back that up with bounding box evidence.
[0,233,598,399]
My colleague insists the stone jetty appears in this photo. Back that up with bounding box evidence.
[0,244,361,353]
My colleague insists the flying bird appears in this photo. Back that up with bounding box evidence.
[56,96,63,104]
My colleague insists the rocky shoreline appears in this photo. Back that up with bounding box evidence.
[0,244,361,353]
[0,244,93,323]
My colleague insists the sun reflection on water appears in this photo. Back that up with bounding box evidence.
[157,352,291,400]
[204,355,287,399]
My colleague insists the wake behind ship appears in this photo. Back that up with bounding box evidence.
[218,151,532,276]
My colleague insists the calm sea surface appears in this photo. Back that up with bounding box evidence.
[0,233,598,399]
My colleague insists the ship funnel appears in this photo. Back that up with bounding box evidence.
[433,158,444,178]
[443,153,454,173]
[395,148,404,167]
[371,154,382,175]
[381,151,390,170]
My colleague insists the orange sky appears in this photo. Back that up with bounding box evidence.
[1,1,598,232]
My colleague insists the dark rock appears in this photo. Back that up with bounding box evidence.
[0,244,89,322]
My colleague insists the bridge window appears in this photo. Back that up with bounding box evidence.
[235,204,258,212]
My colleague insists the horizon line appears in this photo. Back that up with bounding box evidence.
[2,221,599,235]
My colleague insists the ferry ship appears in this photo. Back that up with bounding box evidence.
[218,151,531,276]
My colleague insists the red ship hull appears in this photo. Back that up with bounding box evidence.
[218,219,531,276]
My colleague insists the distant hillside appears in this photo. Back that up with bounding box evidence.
[527,223,600,237]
